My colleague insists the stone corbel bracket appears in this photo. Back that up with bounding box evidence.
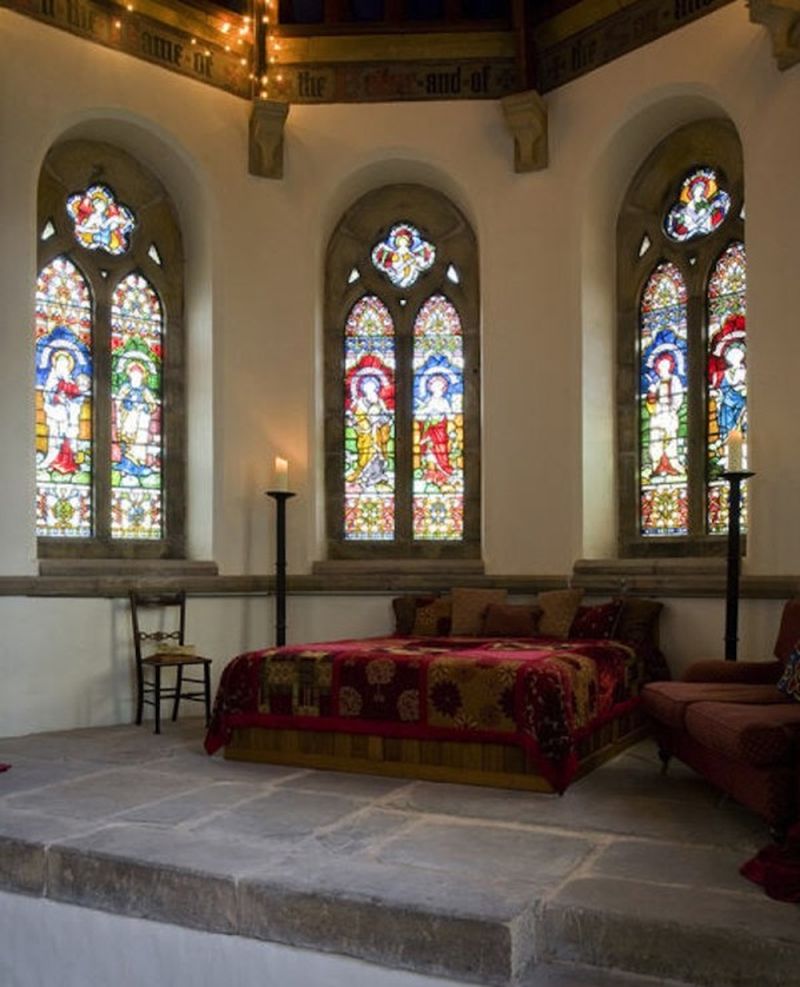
[500,89,548,174]
[249,99,290,179]
[749,0,800,70]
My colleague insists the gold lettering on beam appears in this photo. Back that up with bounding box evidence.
[536,0,736,92]
[2,0,253,98]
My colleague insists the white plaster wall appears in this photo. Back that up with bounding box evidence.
[0,4,798,735]
[0,891,471,987]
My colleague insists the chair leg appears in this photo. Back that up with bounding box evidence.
[172,666,183,722]
[657,746,671,775]
[154,665,162,735]
[204,662,212,726]
[135,669,144,726]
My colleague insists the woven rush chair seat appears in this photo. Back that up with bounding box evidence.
[130,590,212,734]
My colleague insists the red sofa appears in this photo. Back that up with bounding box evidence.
[642,599,800,840]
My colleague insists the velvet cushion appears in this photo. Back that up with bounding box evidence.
[777,646,800,701]
[614,596,670,682]
[642,681,790,731]
[773,598,800,663]
[412,596,452,636]
[537,588,584,639]
[450,587,509,635]
[481,603,542,638]
[570,600,623,640]
[392,595,437,636]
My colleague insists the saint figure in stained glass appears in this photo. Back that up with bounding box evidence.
[639,262,688,537]
[371,223,435,288]
[66,184,136,256]
[664,167,730,243]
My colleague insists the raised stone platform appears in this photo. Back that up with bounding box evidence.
[0,720,797,986]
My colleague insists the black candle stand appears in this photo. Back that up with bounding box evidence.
[266,490,295,647]
[722,469,754,662]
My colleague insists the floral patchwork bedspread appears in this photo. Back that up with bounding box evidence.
[204,636,639,791]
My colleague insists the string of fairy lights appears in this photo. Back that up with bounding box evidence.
[109,0,285,100]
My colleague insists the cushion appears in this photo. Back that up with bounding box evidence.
[570,600,623,640]
[642,681,790,732]
[774,598,800,663]
[684,701,800,767]
[392,595,437,636]
[481,603,542,638]
[777,646,800,701]
[614,596,670,681]
[537,588,584,639]
[412,596,452,636]
[450,587,508,635]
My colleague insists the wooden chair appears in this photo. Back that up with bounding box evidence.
[129,590,213,734]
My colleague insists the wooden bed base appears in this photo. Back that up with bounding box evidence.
[224,709,648,792]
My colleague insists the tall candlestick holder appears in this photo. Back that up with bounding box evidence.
[722,469,754,661]
[266,490,295,647]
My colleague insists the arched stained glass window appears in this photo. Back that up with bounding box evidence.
[413,295,464,540]
[36,140,185,559]
[35,257,94,537]
[639,263,688,537]
[344,295,396,540]
[325,185,480,561]
[111,274,164,540]
[707,242,747,534]
[617,119,745,557]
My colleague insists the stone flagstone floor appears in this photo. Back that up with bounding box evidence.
[0,719,798,987]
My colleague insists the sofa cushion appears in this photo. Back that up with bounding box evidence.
[773,597,800,663]
[642,681,789,731]
[684,701,800,767]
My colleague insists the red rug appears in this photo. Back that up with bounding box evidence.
[741,824,800,903]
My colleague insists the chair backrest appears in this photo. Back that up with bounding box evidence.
[773,598,800,663]
[129,590,187,664]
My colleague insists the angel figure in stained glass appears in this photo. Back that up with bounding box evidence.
[371,224,435,289]
[37,343,91,475]
[346,361,393,488]
[67,184,135,256]
[664,168,731,242]
[643,337,685,478]
[708,314,747,450]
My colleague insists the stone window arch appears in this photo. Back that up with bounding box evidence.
[617,119,745,557]
[36,139,185,558]
[324,184,481,560]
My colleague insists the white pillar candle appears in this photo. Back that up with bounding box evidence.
[726,429,743,473]
[272,456,289,491]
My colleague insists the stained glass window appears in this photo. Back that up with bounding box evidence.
[35,257,93,537]
[343,296,396,540]
[639,262,689,537]
[371,223,435,288]
[664,167,731,243]
[36,140,185,557]
[706,242,747,534]
[66,184,136,255]
[111,274,164,540]
[412,295,464,540]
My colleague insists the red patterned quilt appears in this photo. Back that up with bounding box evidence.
[204,636,639,792]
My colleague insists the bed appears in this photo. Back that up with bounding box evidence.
[204,630,648,793]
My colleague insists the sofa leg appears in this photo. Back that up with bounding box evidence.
[657,747,671,775]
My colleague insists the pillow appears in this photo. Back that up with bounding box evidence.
[537,588,584,639]
[777,645,800,701]
[392,595,437,636]
[412,596,453,636]
[570,600,623,640]
[450,587,508,636]
[481,603,542,638]
[614,596,670,682]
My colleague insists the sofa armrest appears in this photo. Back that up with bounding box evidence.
[682,660,783,684]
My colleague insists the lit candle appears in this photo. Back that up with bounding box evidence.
[272,456,289,491]
[727,429,743,473]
